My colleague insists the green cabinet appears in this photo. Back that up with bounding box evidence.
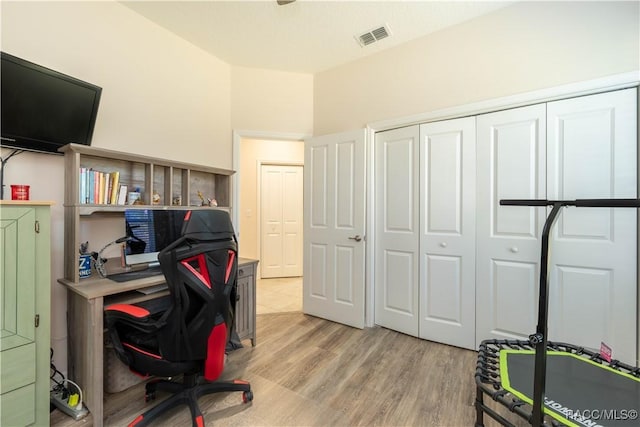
[0,203,51,426]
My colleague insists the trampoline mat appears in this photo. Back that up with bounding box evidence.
[500,350,640,426]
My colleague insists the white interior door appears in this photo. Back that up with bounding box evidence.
[546,89,637,364]
[374,125,420,336]
[261,164,303,278]
[476,104,547,344]
[303,129,366,328]
[418,117,476,349]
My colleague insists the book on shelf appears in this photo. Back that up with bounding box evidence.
[109,171,120,205]
[117,184,128,205]
[78,168,125,205]
[79,168,87,204]
[98,172,105,204]
[93,170,99,204]
[88,170,95,204]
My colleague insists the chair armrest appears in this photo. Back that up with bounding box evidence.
[105,303,150,318]
[104,302,166,333]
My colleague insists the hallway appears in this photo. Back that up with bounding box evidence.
[256,276,302,314]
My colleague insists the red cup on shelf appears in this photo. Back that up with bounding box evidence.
[10,185,30,200]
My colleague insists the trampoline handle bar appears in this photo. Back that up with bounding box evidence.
[497,196,639,427]
[500,198,640,208]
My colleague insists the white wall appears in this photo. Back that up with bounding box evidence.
[5,0,637,383]
[1,0,232,376]
[231,66,313,135]
[1,1,313,376]
[2,1,232,167]
[314,1,640,134]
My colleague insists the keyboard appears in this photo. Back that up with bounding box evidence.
[108,266,163,283]
[137,284,169,295]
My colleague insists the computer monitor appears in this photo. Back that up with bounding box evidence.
[124,209,188,266]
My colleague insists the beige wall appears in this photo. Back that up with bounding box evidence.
[314,1,640,134]
[3,0,638,381]
[231,66,314,134]
[2,0,231,377]
[2,1,232,168]
[0,1,313,376]
[238,138,304,260]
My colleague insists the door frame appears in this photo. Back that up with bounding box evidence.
[257,161,304,279]
[232,130,311,240]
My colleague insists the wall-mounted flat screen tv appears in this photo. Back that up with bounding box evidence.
[1,52,102,154]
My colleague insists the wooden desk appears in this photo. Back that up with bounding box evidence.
[58,257,257,427]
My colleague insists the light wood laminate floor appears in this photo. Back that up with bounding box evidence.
[51,278,520,426]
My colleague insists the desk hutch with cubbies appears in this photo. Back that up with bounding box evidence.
[57,144,257,426]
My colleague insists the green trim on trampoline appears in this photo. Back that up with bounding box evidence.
[500,350,640,383]
[499,350,640,427]
[499,351,579,427]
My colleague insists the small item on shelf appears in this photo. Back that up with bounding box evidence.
[128,188,142,205]
[152,191,161,205]
[197,190,216,207]
[172,195,182,206]
[93,236,131,278]
[78,242,92,278]
[127,192,139,205]
[10,184,30,200]
[79,241,89,255]
[79,254,92,278]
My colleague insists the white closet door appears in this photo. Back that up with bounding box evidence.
[546,89,637,364]
[374,125,420,336]
[476,104,547,345]
[418,117,476,349]
[261,165,303,278]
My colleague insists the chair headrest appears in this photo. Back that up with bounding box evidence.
[182,209,235,240]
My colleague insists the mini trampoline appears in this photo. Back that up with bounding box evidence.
[475,199,640,427]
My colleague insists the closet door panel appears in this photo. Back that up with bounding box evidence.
[547,89,637,364]
[476,104,547,344]
[419,117,476,349]
[375,126,420,336]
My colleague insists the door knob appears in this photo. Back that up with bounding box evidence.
[510,246,519,253]
[440,242,447,248]
[348,235,362,242]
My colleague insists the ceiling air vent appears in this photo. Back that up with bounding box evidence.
[356,24,391,47]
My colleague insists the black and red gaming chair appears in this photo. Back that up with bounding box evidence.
[104,209,252,427]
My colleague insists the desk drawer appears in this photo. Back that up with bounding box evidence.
[238,263,254,278]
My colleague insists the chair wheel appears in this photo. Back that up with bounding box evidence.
[242,390,253,403]
[144,382,157,402]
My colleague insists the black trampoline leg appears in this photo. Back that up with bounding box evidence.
[475,386,485,427]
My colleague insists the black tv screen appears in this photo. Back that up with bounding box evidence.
[1,52,102,154]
